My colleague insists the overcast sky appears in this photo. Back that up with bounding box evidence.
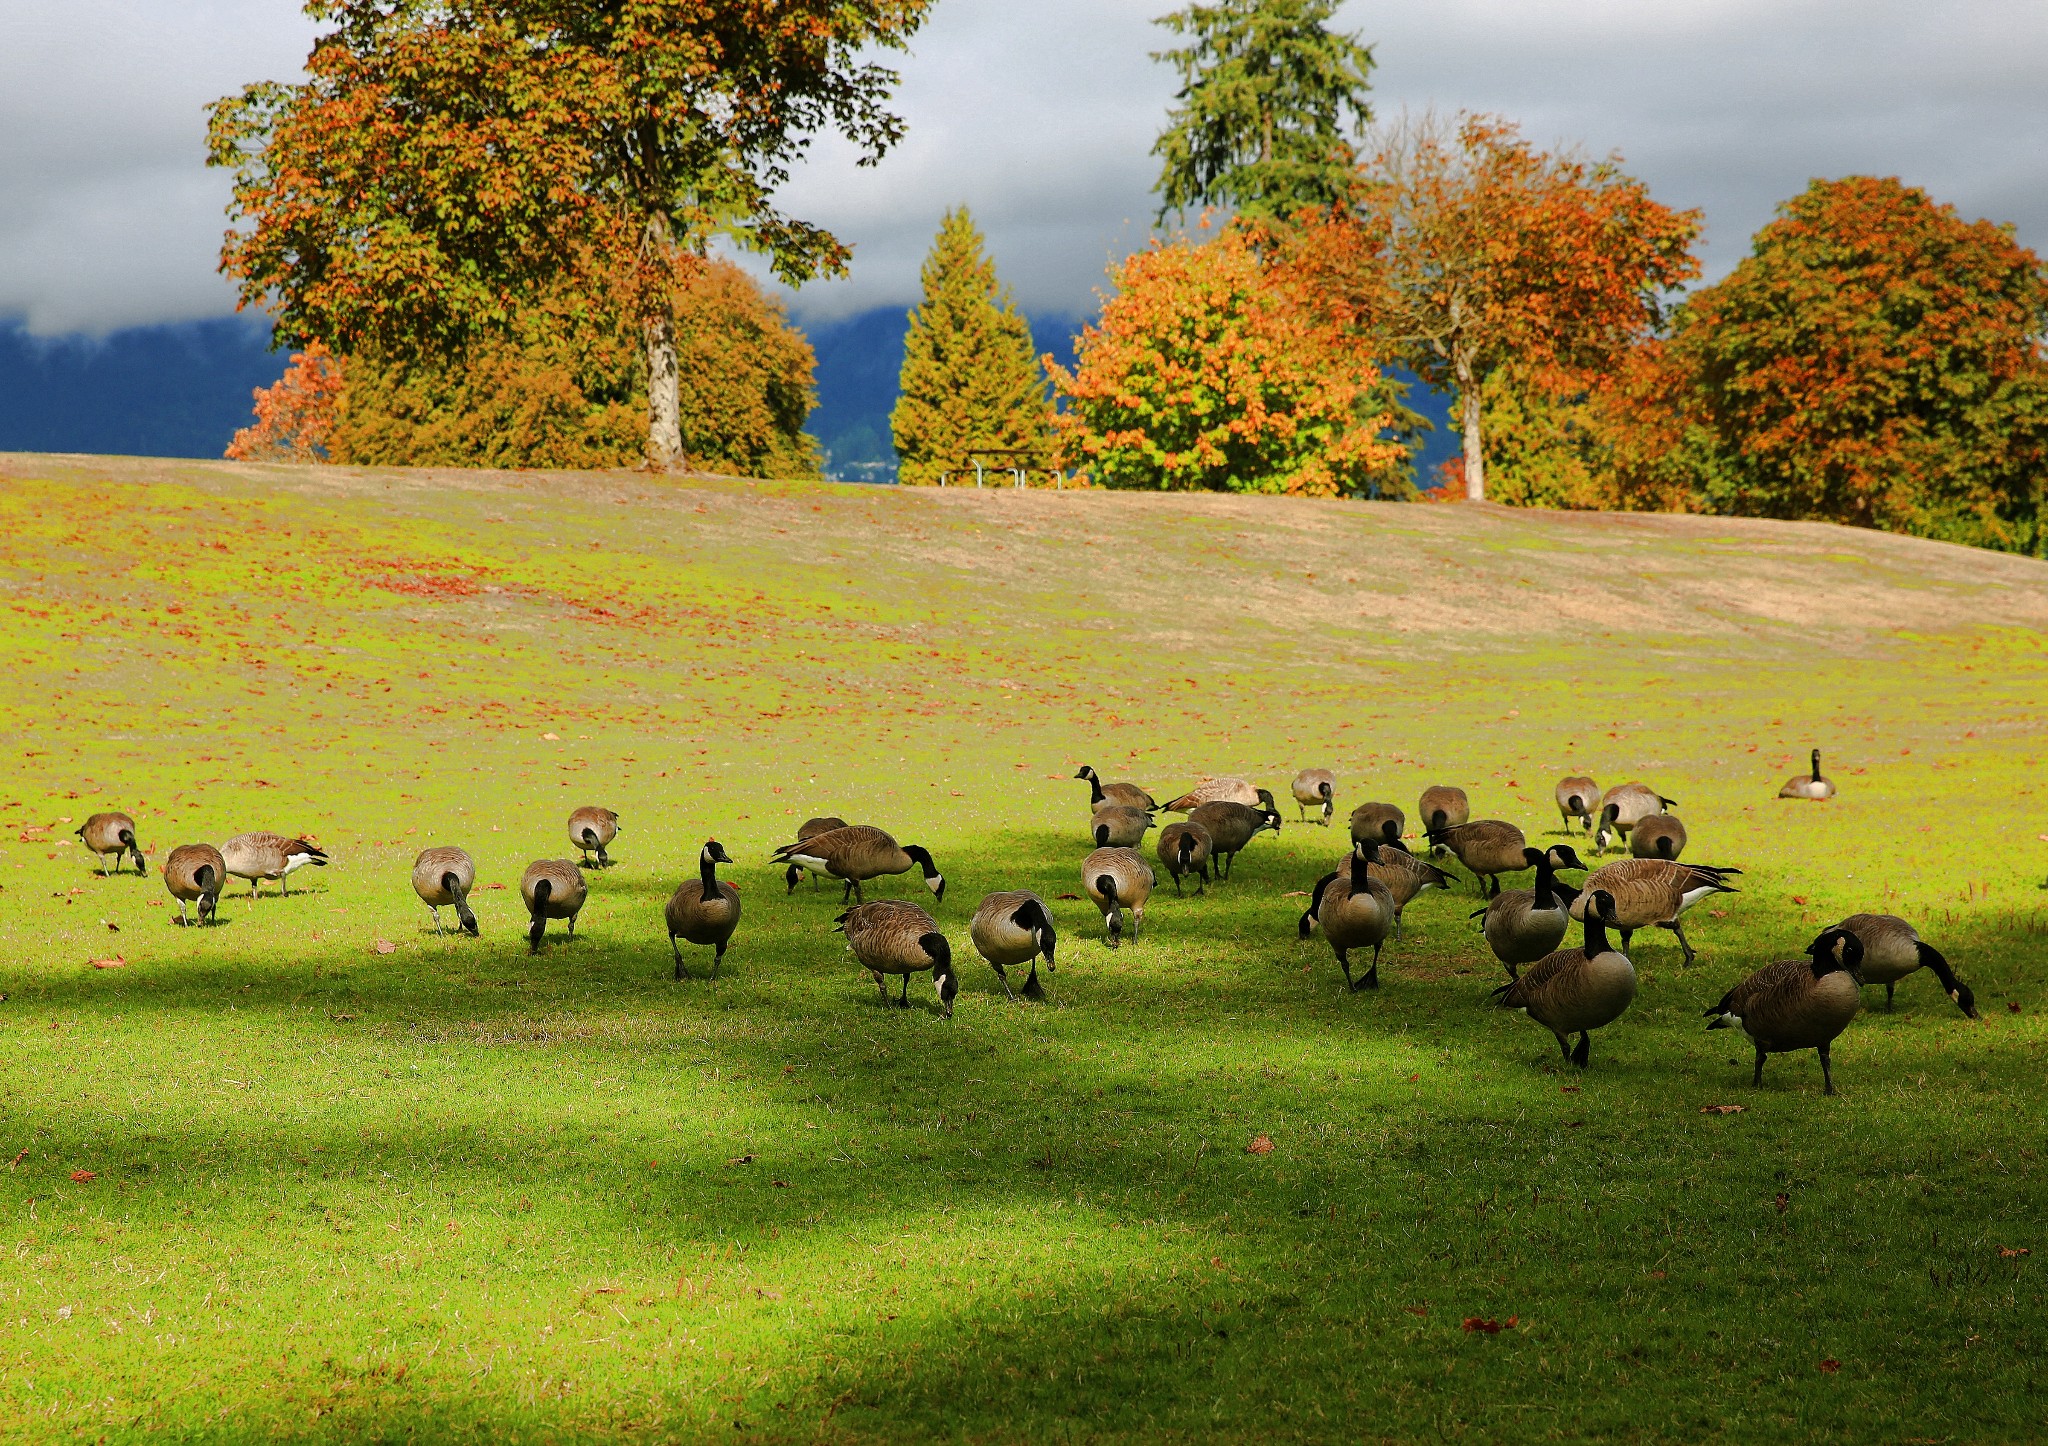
[3,0,2044,335]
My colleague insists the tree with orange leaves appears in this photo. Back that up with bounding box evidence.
[1293,112,1701,501]
[226,344,344,463]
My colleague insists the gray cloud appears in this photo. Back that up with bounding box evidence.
[3,0,2043,335]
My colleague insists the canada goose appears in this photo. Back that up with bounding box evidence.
[1417,786,1469,838]
[411,846,479,935]
[1706,928,1865,1094]
[784,816,849,892]
[1076,765,1157,813]
[1348,802,1405,850]
[1490,888,1636,1068]
[1833,913,1978,1017]
[1570,858,1740,963]
[1082,845,1154,947]
[1594,783,1676,851]
[221,831,329,899]
[1156,820,1214,895]
[520,859,588,954]
[1778,749,1836,801]
[665,840,740,981]
[1186,801,1280,879]
[1427,819,1533,897]
[770,825,944,905]
[1475,845,1589,976]
[1554,775,1598,833]
[836,900,957,1015]
[568,806,620,867]
[1630,813,1687,861]
[1362,840,1453,940]
[1091,804,1156,849]
[76,812,146,876]
[1291,769,1336,825]
[163,843,226,926]
[1299,845,1396,991]
[1161,777,1272,814]
[970,891,1058,1000]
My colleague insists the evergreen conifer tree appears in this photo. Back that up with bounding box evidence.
[891,208,1050,486]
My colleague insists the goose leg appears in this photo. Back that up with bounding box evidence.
[1818,1043,1835,1096]
[1752,1044,1767,1088]
[1669,919,1696,965]
[898,974,911,1009]
[567,915,576,937]
[1571,1032,1592,1068]
[1171,872,1184,897]
[841,877,854,904]
[178,899,189,926]
[1554,1032,1573,1061]
[1619,927,1634,953]
[671,934,687,981]
[711,939,724,983]
[1363,945,1381,990]
[1393,910,1403,943]
[1885,981,1895,1010]
[992,963,1017,1002]
[876,973,889,1006]
[429,904,443,934]
[1196,866,1208,895]
[1021,963,1044,1001]
[1335,947,1358,993]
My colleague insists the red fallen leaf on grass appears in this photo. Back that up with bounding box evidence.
[1700,1105,1746,1115]
[104,921,119,932]
[1402,1305,1428,1317]
[1790,895,1808,906]
[1559,1086,1580,1094]
[373,940,397,955]
[8,1149,28,1168]
[1055,893,1081,901]
[2007,1002,2021,1014]
[1462,1317,1503,1334]
[1775,1193,1790,1215]
[70,1170,96,1183]
[773,1180,792,1188]
[90,957,125,969]
[1999,1247,2030,1258]
[1818,1359,1840,1373]
[1246,1134,1274,1155]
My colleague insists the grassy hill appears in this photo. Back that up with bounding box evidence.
[1,453,2044,1442]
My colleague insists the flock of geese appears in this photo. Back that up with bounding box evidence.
[70,745,1974,1095]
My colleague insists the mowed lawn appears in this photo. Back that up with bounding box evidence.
[1,453,2045,1443]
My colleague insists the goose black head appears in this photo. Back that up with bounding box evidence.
[905,845,945,904]
[1255,787,1277,812]
[1588,888,1620,927]
[1074,766,1094,781]
[921,933,958,1017]
[1262,807,1284,834]
[1805,927,1864,982]
[1547,844,1587,871]
[702,839,734,866]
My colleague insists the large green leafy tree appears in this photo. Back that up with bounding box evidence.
[207,0,932,470]
[1666,176,2048,554]
[1150,0,1376,224]
[890,208,1050,486]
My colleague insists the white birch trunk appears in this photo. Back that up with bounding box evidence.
[1454,347,1485,502]
[644,314,681,470]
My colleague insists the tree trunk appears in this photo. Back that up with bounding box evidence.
[1453,346,1485,502]
[644,313,681,470]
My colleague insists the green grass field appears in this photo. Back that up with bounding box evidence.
[2,453,2045,1442]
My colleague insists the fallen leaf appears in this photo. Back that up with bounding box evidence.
[1649,1270,1667,1280]
[772,1179,791,1188]
[1282,890,1309,898]
[2007,1002,2021,1014]
[1775,1192,1790,1214]
[1055,893,1081,901]
[1245,1134,1274,1156]
[593,1285,624,1295]
[103,921,119,932]
[1999,1246,2030,1258]
[1790,895,1808,906]
[70,1169,96,1183]
[1708,909,1727,919]
[373,940,397,955]
[541,732,561,741]
[1559,1085,1580,1094]
[89,957,125,969]
[7,1149,27,1168]
[1818,1359,1840,1374]
[1402,1305,1428,1317]
[1700,1104,1747,1115]
[1462,1317,1503,1334]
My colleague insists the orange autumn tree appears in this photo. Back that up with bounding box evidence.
[226,343,344,462]
[1048,228,1416,496]
[1294,111,1701,501]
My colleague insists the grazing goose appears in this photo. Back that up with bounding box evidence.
[568,806,620,867]
[1363,840,1453,940]
[1348,802,1405,850]
[1299,844,1396,991]
[1490,888,1636,1068]
[1091,804,1156,849]
[665,840,740,981]
[837,900,958,1015]
[1076,765,1157,813]
[1187,801,1280,879]
[770,825,944,905]
[163,843,226,926]
[221,831,329,899]
[1161,777,1271,813]
[76,812,147,876]
[1571,858,1739,962]
[1156,820,1214,895]
[1706,928,1865,1094]
[520,859,588,954]
[1833,913,1978,1017]
[970,891,1058,1000]
[1082,846,1155,947]
[1778,749,1836,801]
[1554,775,1599,834]
[1630,813,1687,861]
[1417,785,1469,839]
[410,846,479,935]
[1476,845,1589,976]
[785,816,849,892]
[1594,783,1675,852]
[1291,769,1337,825]
[1427,819,1533,898]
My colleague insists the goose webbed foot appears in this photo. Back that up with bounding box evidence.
[1020,967,1045,1001]
[1571,1033,1592,1068]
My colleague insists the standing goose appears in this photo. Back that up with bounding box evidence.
[568,806,620,867]
[1630,814,1687,861]
[1427,819,1534,898]
[1156,820,1214,895]
[1490,888,1636,1068]
[76,812,147,876]
[163,843,226,926]
[221,831,329,899]
[1076,766,1157,813]
[970,891,1058,1000]
[1348,802,1405,850]
[1706,928,1865,1094]
[1571,858,1740,963]
[1833,913,1977,1017]
[1417,786,1469,839]
[784,816,849,892]
[411,846,479,935]
[837,900,957,1015]
[1778,749,1836,801]
[1160,777,1271,814]
[1091,804,1156,849]
[1081,846,1155,948]
[1554,775,1599,834]
[1186,800,1280,879]
[770,825,944,905]
[520,859,588,954]
[1362,840,1453,940]
[665,840,741,981]
[1475,845,1589,976]
[1291,769,1337,825]
[1594,783,1676,852]
[1299,844,1396,991]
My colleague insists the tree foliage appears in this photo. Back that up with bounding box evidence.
[226,344,345,463]
[889,208,1050,486]
[1151,0,1375,224]
[1048,228,1416,497]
